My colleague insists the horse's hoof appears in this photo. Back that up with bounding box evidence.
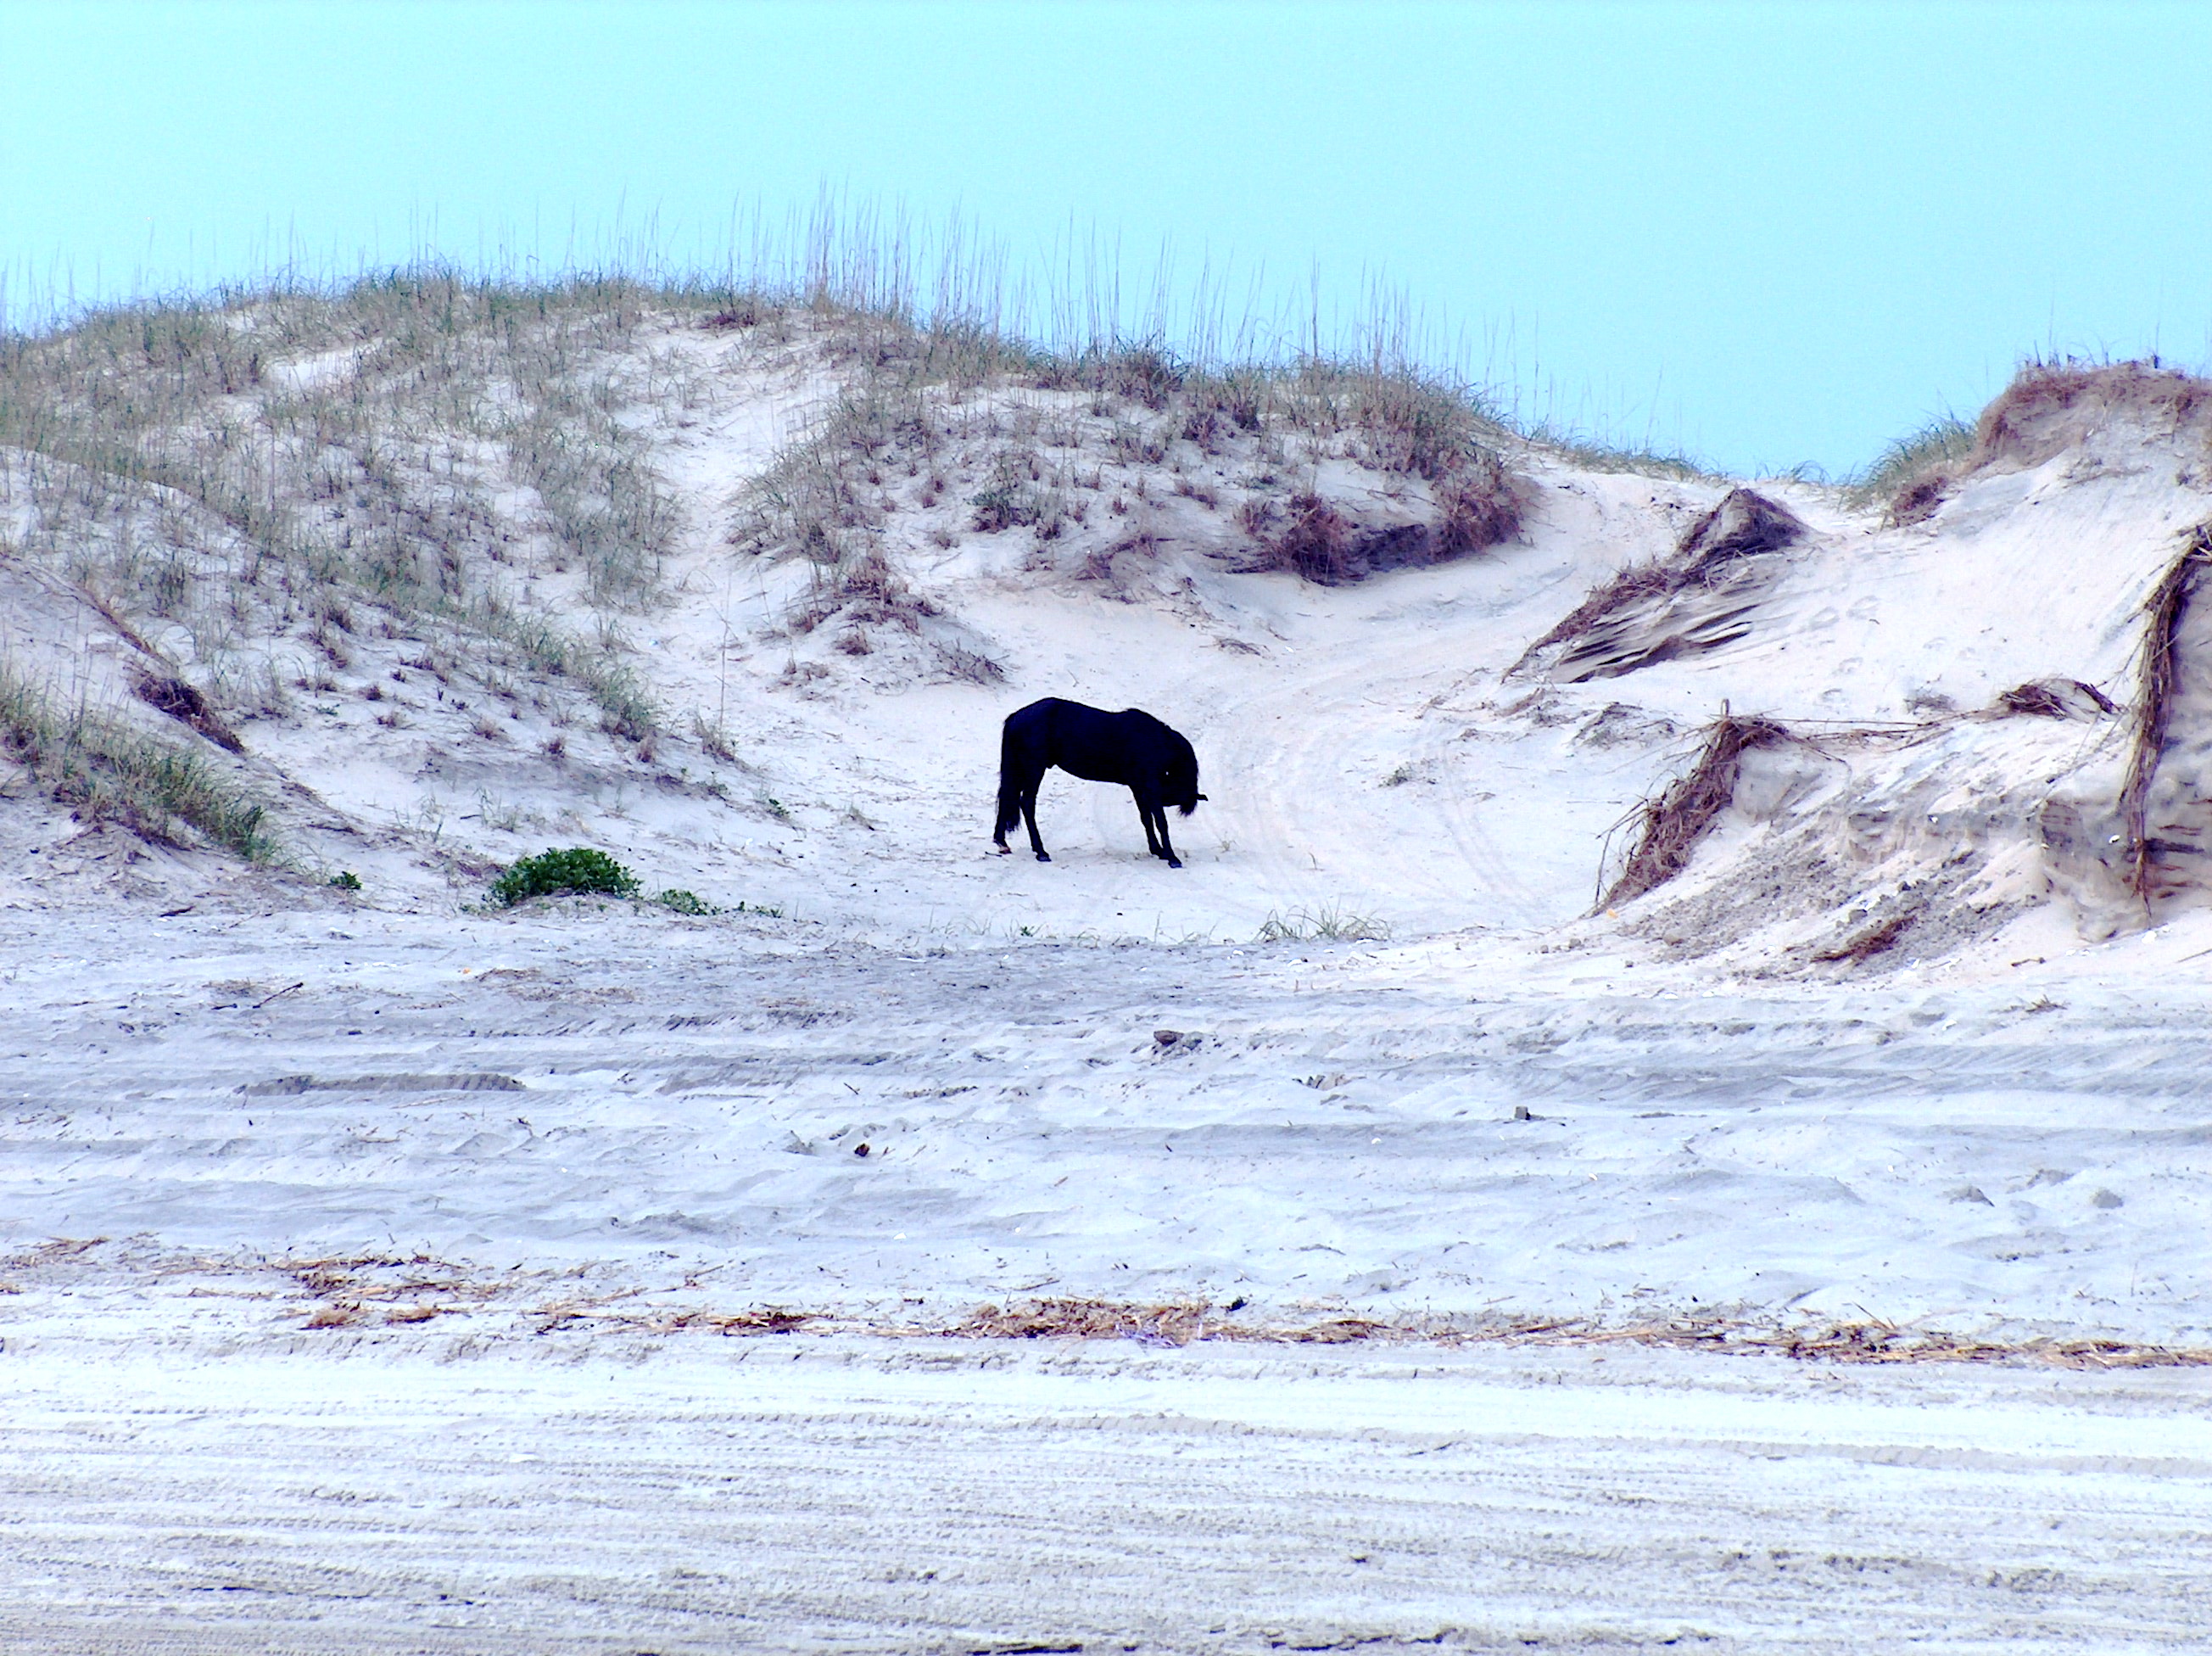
[1036,852,1052,863]
[1167,859,1182,870]
[993,843,1011,856]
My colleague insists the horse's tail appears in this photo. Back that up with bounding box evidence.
[994,719,1025,841]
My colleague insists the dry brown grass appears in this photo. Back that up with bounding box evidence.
[948,1297,1384,1346]
[1516,562,1676,668]
[1602,713,1791,909]
[1514,489,1801,678]
[1812,911,1915,964]
[1885,468,1955,527]
[1999,682,2070,718]
[131,671,243,752]
[1997,679,2118,719]
[792,544,936,636]
[936,1301,2212,1368]
[1676,488,1804,574]
[1863,361,2212,525]
[209,1251,2212,1368]
[1975,360,2212,469]
[1241,459,1525,587]
[2120,523,2212,901]
[646,1306,810,1335]
[954,1298,1219,1342]
[1258,492,1353,583]
[1436,449,1528,556]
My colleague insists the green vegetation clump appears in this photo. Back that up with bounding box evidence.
[656,887,715,915]
[489,847,639,906]
[328,870,362,891]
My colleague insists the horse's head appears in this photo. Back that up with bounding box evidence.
[1167,748,1204,817]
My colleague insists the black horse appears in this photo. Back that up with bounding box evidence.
[994,697,1205,868]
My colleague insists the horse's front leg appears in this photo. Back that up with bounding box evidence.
[1136,792,1181,868]
[1153,808,1182,869]
[1131,788,1164,858]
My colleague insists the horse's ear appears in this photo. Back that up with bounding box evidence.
[1196,792,1208,801]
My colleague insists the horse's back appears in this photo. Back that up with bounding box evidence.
[1003,697,1084,744]
[1004,698,1186,777]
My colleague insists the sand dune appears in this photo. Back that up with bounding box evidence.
[6,294,2212,1644]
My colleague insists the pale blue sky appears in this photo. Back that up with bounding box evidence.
[4,1,2207,475]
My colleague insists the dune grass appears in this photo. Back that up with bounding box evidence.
[0,662,276,859]
[1524,425,1720,484]
[0,270,691,741]
[1846,412,1976,521]
[0,210,1567,795]
[731,316,1533,610]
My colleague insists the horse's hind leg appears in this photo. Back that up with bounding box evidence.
[995,741,1036,853]
[1021,786,1050,861]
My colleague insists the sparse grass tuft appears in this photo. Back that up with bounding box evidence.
[936,642,1005,683]
[1258,492,1353,583]
[1529,429,1718,484]
[1254,904,1390,943]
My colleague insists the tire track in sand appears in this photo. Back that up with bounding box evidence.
[1,1342,2205,1653]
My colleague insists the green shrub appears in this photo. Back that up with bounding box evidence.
[329,870,361,891]
[489,847,639,906]
[656,887,716,915]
